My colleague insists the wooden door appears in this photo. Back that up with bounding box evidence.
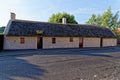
[0,35,4,50]
[79,37,83,48]
[100,38,103,47]
[37,37,43,49]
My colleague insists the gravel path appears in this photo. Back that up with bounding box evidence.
[0,48,120,80]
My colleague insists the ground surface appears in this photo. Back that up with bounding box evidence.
[0,47,120,80]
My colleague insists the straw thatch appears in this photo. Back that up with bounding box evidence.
[6,20,116,38]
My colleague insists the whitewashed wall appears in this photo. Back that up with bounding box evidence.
[43,37,79,49]
[102,38,117,47]
[83,37,100,47]
[4,36,117,50]
[4,37,37,50]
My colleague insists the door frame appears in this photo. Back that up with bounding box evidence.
[100,38,103,47]
[0,35,4,50]
[79,37,83,48]
[37,37,43,49]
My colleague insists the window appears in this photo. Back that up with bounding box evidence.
[20,37,25,44]
[52,38,56,44]
[70,37,73,42]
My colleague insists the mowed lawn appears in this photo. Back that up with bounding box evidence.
[0,47,120,80]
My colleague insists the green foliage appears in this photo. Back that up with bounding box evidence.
[113,30,120,39]
[0,26,5,34]
[48,12,78,24]
[86,14,97,25]
[86,7,120,30]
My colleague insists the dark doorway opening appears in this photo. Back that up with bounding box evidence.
[37,37,43,49]
[100,38,103,47]
[79,37,83,48]
[0,35,4,50]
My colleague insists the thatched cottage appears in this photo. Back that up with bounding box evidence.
[3,13,117,50]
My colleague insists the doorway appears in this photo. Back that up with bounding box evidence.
[37,37,43,49]
[79,37,83,48]
[100,38,103,47]
[0,35,4,50]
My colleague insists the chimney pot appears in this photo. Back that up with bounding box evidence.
[62,18,66,24]
[10,12,16,20]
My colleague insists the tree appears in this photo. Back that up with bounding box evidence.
[86,14,97,25]
[86,7,120,30]
[48,12,78,24]
[0,26,5,33]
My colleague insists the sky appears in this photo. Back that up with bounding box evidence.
[0,0,120,26]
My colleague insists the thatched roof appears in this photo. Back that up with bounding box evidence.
[6,20,116,38]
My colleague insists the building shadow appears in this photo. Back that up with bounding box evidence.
[2,46,120,58]
[0,57,46,80]
[35,48,117,57]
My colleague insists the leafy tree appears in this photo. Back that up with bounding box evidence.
[96,14,102,26]
[110,11,120,30]
[101,8,112,27]
[86,14,97,25]
[0,26,5,33]
[48,12,78,24]
[86,7,120,30]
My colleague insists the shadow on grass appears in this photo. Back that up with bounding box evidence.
[0,57,46,80]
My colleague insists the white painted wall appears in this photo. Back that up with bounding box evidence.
[102,38,117,47]
[4,36,117,50]
[43,37,79,49]
[83,37,100,47]
[4,37,37,50]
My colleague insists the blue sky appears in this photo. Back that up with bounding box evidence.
[0,0,120,26]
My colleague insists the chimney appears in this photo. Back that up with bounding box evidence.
[62,18,66,24]
[10,12,16,20]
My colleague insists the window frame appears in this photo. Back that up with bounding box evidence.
[52,37,56,44]
[20,37,25,44]
[70,37,73,42]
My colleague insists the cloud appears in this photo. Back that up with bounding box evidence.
[71,8,105,15]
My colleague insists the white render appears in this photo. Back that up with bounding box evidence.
[83,37,101,47]
[43,37,79,49]
[3,36,117,50]
[102,38,117,47]
[4,37,37,50]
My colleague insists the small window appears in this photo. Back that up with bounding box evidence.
[70,37,73,42]
[20,37,25,44]
[52,38,56,44]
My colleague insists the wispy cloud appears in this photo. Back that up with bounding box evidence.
[71,8,105,15]
[70,7,120,18]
